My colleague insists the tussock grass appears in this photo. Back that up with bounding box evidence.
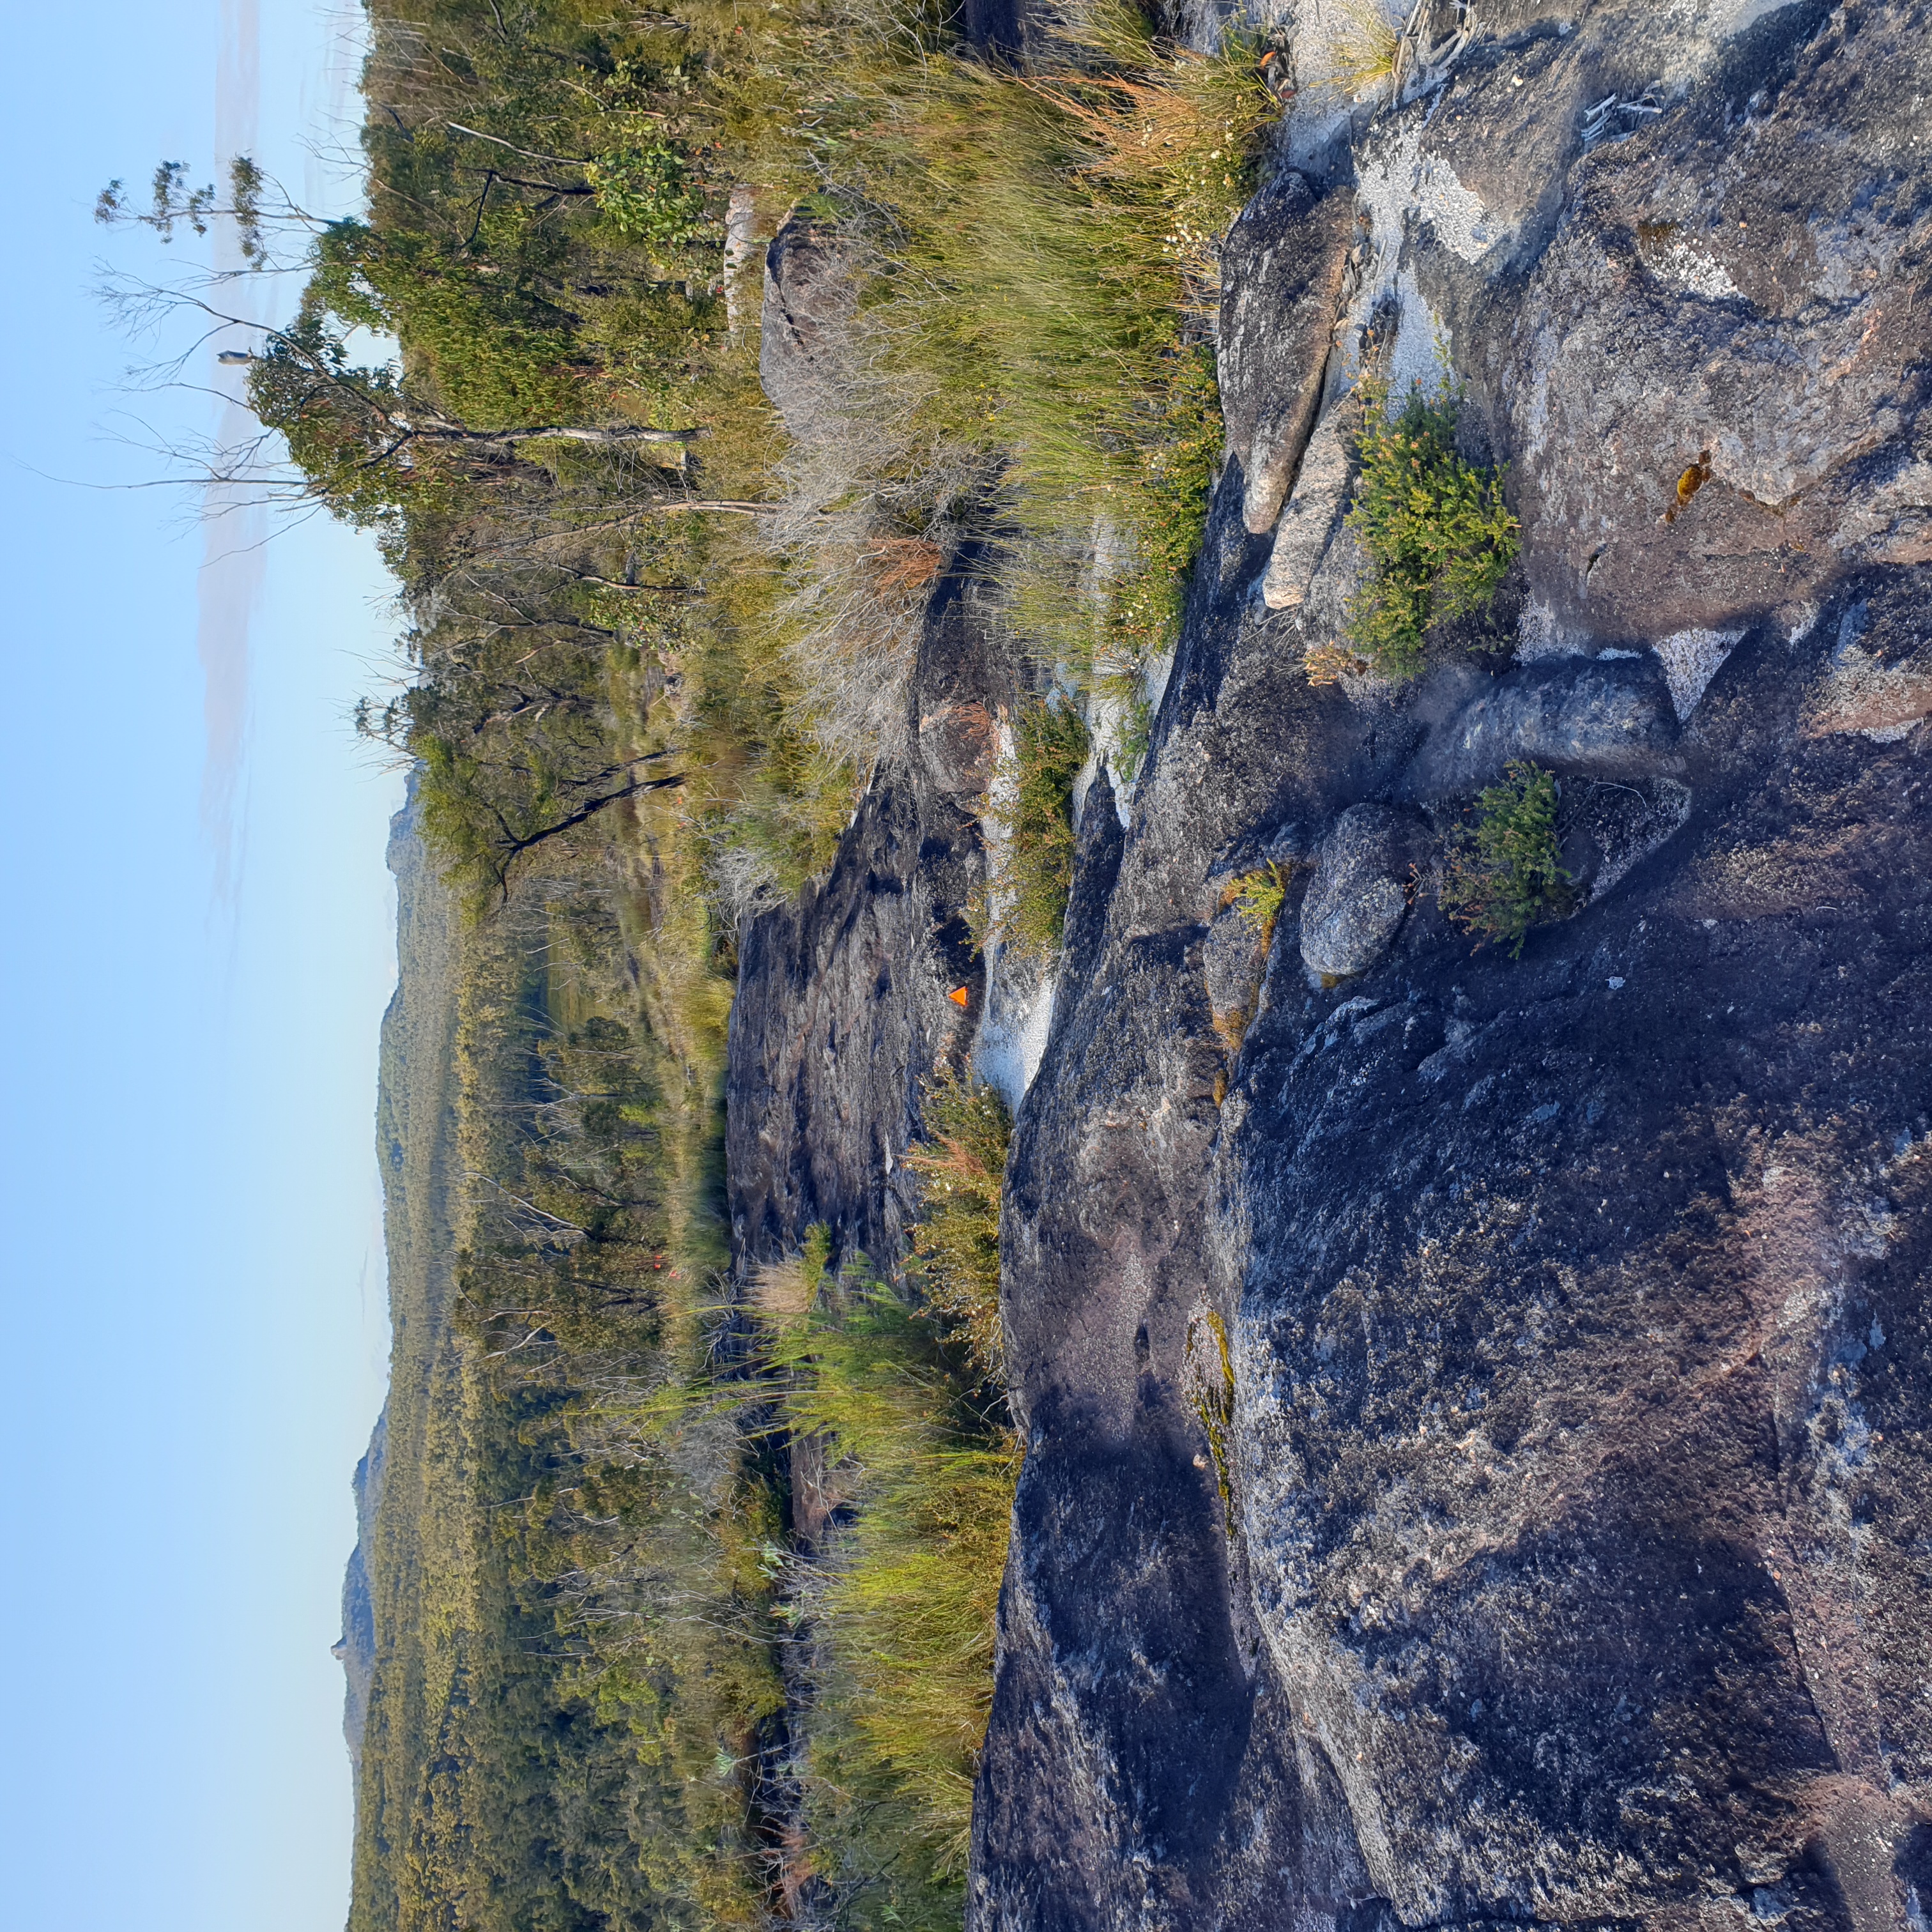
[1318,0,1402,96]
[884,12,1269,675]
[759,1257,1018,1915]
[758,1,1273,774]
[905,1071,1011,1378]
[760,238,990,774]
[751,1222,833,1327]
[988,696,1092,955]
[811,1433,1016,1882]
[746,1078,1013,1918]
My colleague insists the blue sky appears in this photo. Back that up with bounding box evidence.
[0,6,399,1928]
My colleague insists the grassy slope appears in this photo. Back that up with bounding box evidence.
[352,791,479,1932]
[286,2,1278,1924]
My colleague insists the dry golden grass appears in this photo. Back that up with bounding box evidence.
[1319,0,1402,95]
[750,1256,817,1324]
[749,1224,832,1328]
[865,535,946,594]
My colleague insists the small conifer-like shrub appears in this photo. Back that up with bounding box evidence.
[1335,379,1520,681]
[1439,760,1575,956]
[1226,861,1289,944]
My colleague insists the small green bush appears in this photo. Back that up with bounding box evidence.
[587,141,710,250]
[1343,380,1519,680]
[1439,760,1574,956]
[1226,861,1287,942]
[1002,697,1091,954]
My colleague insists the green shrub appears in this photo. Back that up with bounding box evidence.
[1112,686,1154,783]
[587,141,710,250]
[1341,380,1519,680]
[1439,760,1575,956]
[1226,860,1288,944]
[1000,697,1092,955]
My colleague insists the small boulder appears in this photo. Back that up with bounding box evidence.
[759,217,855,438]
[1406,653,1679,802]
[1299,806,1416,979]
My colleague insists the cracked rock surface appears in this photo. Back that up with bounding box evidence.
[967,3,1932,1928]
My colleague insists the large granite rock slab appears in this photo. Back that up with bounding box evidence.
[1405,652,1681,801]
[969,3,1932,1927]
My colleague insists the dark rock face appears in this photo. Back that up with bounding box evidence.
[1404,653,1680,802]
[969,3,1932,1927]
[1216,579,1932,1925]
[726,556,1021,1264]
[1805,571,1932,740]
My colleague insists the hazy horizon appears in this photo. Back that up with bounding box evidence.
[0,6,403,1928]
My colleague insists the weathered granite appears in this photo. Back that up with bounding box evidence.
[969,3,1932,1928]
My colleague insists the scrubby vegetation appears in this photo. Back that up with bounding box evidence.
[352,866,775,1932]
[1183,1307,1237,1534]
[991,697,1094,955]
[1439,760,1575,956]
[906,1073,1012,1376]
[1315,378,1519,683]
[99,0,1276,1920]
[741,1075,1013,1922]
[794,13,1269,711]
[1321,0,1402,94]
[1226,860,1289,946]
[758,1227,1015,1923]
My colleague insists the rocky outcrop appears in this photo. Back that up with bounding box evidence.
[969,3,1932,1928]
[759,218,855,441]
[1298,804,1422,977]
[1404,652,1681,801]
[726,551,1019,1266]
[1218,170,1358,533]
[733,204,1031,1257]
